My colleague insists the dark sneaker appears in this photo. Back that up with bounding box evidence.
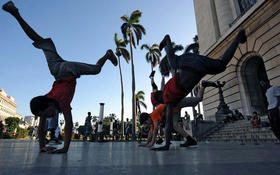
[238,29,247,44]
[159,34,170,51]
[151,144,170,151]
[156,138,163,145]
[149,70,155,79]
[107,49,118,66]
[180,139,198,147]
[201,80,217,88]
[2,1,18,13]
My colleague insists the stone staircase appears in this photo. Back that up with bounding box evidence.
[203,118,279,144]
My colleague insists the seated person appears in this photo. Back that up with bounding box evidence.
[235,109,245,120]
[251,111,261,127]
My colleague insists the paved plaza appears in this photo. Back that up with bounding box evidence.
[0,140,280,175]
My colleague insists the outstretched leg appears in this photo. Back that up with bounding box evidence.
[159,35,179,70]
[176,80,217,109]
[165,30,247,75]
[3,1,43,42]
[55,50,118,79]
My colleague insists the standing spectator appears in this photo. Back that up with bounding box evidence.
[182,112,191,131]
[125,118,130,141]
[84,112,92,141]
[260,81,280,140]
[46,114,60,144]
[0,120,4,139]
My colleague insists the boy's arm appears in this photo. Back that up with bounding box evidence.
[51,111,73,153]
[38,117,46,150]
[139,129,153,147]
[146,121,159,147]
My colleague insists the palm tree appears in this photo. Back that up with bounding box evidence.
[135,90,147,115]
[184,35,199,54]
[159,42,184,89]
[114,33,130,141]
[141,44,161,72]
[121,10,146,140]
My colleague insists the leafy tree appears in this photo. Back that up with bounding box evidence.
[121,10,146,139]
[135,91,147,114]
[141,43,161,72]
[114,33,130,141]
[5,117,20,135]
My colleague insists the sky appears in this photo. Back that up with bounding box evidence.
[0,0,198,125]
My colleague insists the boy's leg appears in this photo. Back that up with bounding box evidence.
[55,50,117,79]
[159,35,179,70]
[176,80,217,109]
[2,1,43,42]
[177,30,247,75]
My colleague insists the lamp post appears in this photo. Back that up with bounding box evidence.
[215,81,232,122]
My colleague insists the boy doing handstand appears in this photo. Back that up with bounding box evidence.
[153,29,247,150]
[3,1,118,153]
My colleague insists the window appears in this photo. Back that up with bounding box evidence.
[238,0,257,14]
[230,0,257,27]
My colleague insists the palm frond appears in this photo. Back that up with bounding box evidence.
[130,33,136,48]
[121,23,129,42]
[173,44,184,52]
[133,24,146,35]
[121,15,129,22]
[133,28,142,45]
[129,10,142,24]
[120,48,130,63]
[184,43,199,54]
[139,101,147,109]
[141,44,149,50]
[114,33,118,45]
[145,52,150,63]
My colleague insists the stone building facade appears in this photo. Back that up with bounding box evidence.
[193,0,280,120]
[0,88,21,122]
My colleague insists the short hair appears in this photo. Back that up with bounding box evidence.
[88,112,91,115]
[139,113,150,125]
[30,96,58,116]
[253,111,257,115]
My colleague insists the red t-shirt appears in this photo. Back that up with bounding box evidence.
[163,73,187,104]
[45,76,76,115]
[151,92,160,106]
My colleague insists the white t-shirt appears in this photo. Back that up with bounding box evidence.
[266,86,280,110]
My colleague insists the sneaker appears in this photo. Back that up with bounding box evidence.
[180,139,197,147]
[159,34,170,51]
[149,70,155,79]
[238,29,247,44]
[201,80,217,88]
[107,49,118,66]
[155,138,163,145]
[2,1,18,13]
[151,144,170,151]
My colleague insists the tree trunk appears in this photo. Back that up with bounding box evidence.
[129,33,136,140]
[118,56,125,141]
[161,76,165,90]
[151,64,155,110]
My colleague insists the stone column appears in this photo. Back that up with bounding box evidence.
[215,0,234,35]
[97,103,105,141]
